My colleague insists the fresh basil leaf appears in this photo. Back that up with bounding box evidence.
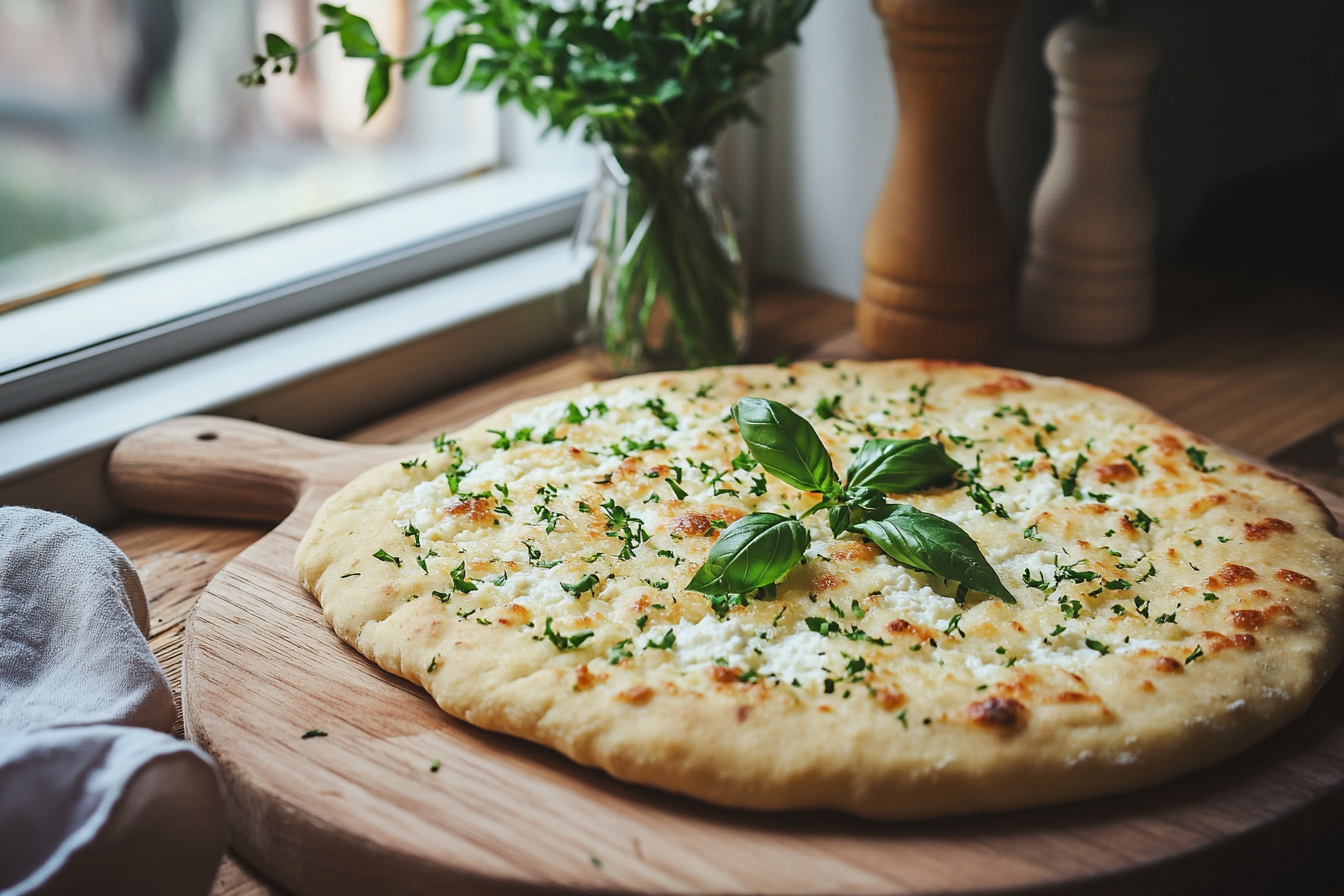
[685,512,808,597]
[827,505,852,538]
[264,33,296,58]
[845,439,961,494]
[429,40,469,86]
[731,398,837,495]
[334,10,382,57]
[855,504,1014,603]
[364,58,391,121]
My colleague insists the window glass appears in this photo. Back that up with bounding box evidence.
[0,0,498,313]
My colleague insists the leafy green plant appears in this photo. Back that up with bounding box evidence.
[687,398,1015,604]
[240,1,818,373]
[240,1,817,144]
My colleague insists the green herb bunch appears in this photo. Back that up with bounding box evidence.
[687,398,1015,605]
[240,0,817,146]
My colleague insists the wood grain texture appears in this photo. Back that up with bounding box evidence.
[103,283,1344,895]
[109,390,1344,895]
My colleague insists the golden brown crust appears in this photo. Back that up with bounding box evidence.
[295,361,1344,819]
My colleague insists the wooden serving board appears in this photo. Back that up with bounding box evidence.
[108,415,1344,896]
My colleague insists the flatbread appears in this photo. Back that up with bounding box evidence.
[296,360,1344,819]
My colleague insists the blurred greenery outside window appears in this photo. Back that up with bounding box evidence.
[0,0,501,313]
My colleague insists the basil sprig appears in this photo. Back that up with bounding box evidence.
[685,397,1013,605]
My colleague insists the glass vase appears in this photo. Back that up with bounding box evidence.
[575,143,750,374]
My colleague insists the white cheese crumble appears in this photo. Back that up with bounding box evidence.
[756,630,832,687]
[657,617,755,669]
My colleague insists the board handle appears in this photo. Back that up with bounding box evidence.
[108,416,356,522]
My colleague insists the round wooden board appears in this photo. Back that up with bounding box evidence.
[109,416,1344,896]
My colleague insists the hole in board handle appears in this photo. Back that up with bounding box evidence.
[197,432,219,441]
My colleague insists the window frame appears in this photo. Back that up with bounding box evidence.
[0,160,594,420]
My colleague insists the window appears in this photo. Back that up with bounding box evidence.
[0,0,595,419]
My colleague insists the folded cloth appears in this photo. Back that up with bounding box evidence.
[0,508,225,896]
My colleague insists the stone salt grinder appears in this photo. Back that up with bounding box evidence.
[1017,2,1160,346]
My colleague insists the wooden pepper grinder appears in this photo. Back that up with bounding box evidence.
[1017,0,1160,346]
[858,0,1021,361]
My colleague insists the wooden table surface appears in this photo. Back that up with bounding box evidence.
[104,275,1344,895]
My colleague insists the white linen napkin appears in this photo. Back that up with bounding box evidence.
[0,508,225,896]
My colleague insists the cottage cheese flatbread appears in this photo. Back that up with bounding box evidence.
[296,361,1344,819]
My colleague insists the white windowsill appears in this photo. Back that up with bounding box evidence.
[0,160,595,419]
[0,238,589,526]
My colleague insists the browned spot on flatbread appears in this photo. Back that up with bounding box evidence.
[1152,657,1183,673]
[967,697,1025,728]
[616,685,654,705]
[1139,680,1156,692]
[1275,568,1318,590]
[612,457,644,480]
[885,618,937,640]
[1153,434,1183,454]
[1205,564,1257,589]
[1244,518,1295,541]
[1228,610,1267,631]
[993,672,1039,700]
[875,686,906,710]
[1230,604,1296,632]
[1041,691,1100,704]
[829,540,881,562]
[1117,515,1138,535]
[1094,462,1135,484]
[736,705,752,723]
[574,665,605,691]
[1189,494,1227,516]
[443,496,494,526]
[1202,631,1257,653]
[812,573,845,592]
[965,374,1032,397]
[671,508,744,537]
[707,665,741,684]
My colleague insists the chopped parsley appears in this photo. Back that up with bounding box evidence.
[608,639,633,664]
[301,728,327,739]
[643,397,679,429]
[1186,445,1222,473]
[814,394,843,420]
[805,616,839,636]
[539,617,593,651]
[994,404,1032,426]
[449,562,477,593]
[1085,638,1109,655]
[1128,509,1159,532]
[1185,645,1204,664]
[372,549,401,567]
[644,630,676,650]
[562,574,599,596]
